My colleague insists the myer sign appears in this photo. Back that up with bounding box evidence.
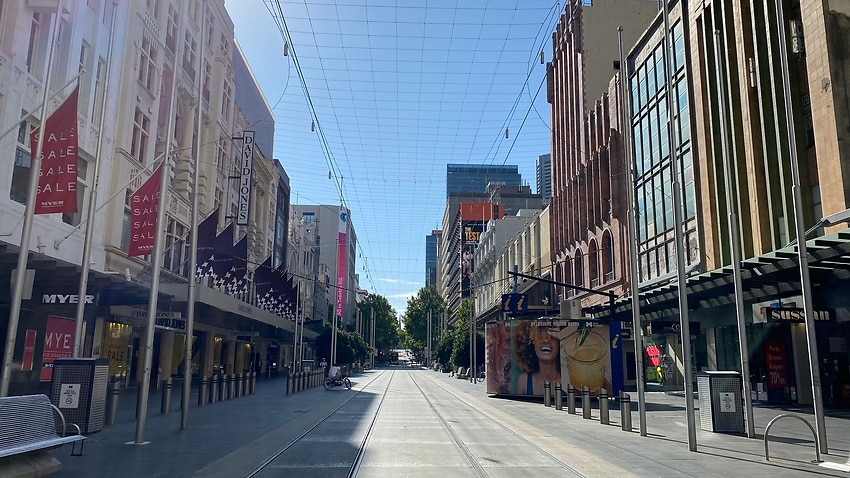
[237,131,254,226]
[42,294,94,305]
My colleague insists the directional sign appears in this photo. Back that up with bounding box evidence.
[500,293,528,314]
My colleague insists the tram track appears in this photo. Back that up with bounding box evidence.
[242,370,392,478]
[244,368,587,477]
[408,373,586,478]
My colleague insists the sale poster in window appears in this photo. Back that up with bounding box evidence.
[764,341,788,388]
[40,316,75,381]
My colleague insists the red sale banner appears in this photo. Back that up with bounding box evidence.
[128,163,163,257]
[31,86,79,215]
[40,316,75,381]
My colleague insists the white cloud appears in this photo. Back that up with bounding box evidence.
[377,278,421,286]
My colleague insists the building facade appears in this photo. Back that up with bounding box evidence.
[291,205,358,328]
[548,0,657,313]
[446,164,522,196]
[0,0,305,398]
[536,153,551,207]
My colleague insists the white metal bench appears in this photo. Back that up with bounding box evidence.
[0,394,86,459]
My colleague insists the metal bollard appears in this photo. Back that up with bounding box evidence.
[251,372,256,394]
[599,388,609,425]
[620,391,632,432]
[286,372,292,395]
[554,382,563,410]
[236,373,243,398]
[106,382,120,426]
[211,375,219,404]
[161,377,172,414]
[229,374,236,399]
[582,386,591,419]
[544,381,551,407]
[567,385,576,414]
[198,377,208,406]
[225,374,232,400]
[241,372,247,395]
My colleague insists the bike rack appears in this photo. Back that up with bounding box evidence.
[763,413,821,463]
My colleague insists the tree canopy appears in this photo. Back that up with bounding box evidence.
[401,286,446,352]
[356,293,400,352]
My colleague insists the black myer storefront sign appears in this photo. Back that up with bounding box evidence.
[764,307,835,323]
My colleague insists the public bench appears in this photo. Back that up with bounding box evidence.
[455,367,469,379]
[0,394,86,463]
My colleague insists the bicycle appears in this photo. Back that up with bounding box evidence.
[323,376,352,390]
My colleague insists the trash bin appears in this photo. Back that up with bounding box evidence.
[697,371,744,433]
[50,358,110,434]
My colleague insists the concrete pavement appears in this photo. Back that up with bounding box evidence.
[36,368,850,477]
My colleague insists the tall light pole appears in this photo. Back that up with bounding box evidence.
[662,0,697,451]
[618,25,648,437]
[774,0,827,452]
[1,0,63,397]
[713,29,755,438]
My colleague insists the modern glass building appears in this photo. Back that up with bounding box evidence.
[628,5,697,284]
[445,164,521,196]
[536,154,551,207]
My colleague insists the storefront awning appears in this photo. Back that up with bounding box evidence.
[586,228,850,322]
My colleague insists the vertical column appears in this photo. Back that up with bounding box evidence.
[158,330,175,385]
[225,340,236,376]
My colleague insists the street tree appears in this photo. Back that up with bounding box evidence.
[401,286,446,353]
[356,293,400,353]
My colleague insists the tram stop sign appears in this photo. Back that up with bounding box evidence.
[500,293,528,314]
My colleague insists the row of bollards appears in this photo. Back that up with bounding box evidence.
[193,372,257,411]
[542,381,632,432]
[285,370,325,395]
[106,372,259,425]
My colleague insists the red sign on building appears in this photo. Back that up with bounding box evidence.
[765,341,788,388]
[40,316,75,381]
[128,163,163,257]
[32,86,80,214]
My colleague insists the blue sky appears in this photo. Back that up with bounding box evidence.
[226,0,558,316]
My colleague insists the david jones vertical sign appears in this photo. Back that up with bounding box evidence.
[237,131,255,226]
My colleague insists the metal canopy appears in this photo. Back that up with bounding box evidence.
[587,228,850,321]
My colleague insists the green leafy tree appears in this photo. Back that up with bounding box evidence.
[440,299,484,369]
[357,293,400,354]
[315,326,371,365]
[402,286,446,355]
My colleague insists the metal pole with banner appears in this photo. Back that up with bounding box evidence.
[1,0,63,397]
[135,0,187,445]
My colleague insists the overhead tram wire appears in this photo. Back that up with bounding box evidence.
[268,0,379,293]
[265,1,558,299]
[475,0,561,170]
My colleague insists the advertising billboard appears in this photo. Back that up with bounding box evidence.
[486,319,618,397]
[460,220,485,298]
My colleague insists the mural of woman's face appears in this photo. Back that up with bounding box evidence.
[531,327,559,363]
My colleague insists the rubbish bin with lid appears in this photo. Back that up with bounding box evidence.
[697,371,744,433]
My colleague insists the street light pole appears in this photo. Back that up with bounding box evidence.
[774,0,827,453]
[713,29,755,438]
[662,0,697,451]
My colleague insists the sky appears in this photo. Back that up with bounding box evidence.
[226,0,558,316]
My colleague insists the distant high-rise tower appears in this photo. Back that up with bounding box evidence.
[426,230,442,286]
[536,154,551,207]
[446,164,521,196]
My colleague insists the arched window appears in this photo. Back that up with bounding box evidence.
[588,240,599,287]
[573,252,583,290]
[602,231,614,282]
